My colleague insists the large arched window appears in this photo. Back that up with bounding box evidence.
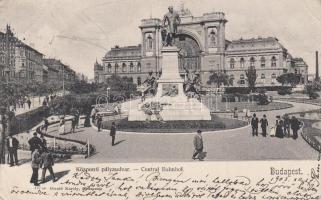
[271,56,277,67]
[240,58,245,68]
[260,57,265,68]
[250,57,255,67]
[107,63,112,73]
[230,58,235,69]
[115,63,119,72]
[137,62,141,72]
[130,62,134,72]
[122,63,127,72]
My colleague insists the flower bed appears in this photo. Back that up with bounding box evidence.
[101,114,248,133]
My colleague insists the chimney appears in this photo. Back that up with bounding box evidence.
[316,51,319,81]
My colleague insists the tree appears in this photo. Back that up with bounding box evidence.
[245,66,257,92]
[305,81,321,100]
[207,70,231,88]
[276,73,302,86]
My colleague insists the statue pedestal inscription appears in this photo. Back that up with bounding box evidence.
[128,46,211,121]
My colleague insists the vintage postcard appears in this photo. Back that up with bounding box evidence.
[0,0,320,199]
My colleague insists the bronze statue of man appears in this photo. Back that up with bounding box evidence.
[162,6,181,46]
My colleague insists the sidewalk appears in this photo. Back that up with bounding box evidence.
[14,96,46,116]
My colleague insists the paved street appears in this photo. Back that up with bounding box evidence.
[37,100,321,163]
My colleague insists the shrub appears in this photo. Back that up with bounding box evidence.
[277,88,292,95]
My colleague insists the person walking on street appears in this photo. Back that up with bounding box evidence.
[260,114,268,137]
[251,113,259,136]
[27,99,31,109]
[40,147,57,183]
[30,148,41,186]
[97,114,103,132]
[75,109,80,129]
[283,114,291,138]
[6,135,19,166]
[110,122,116,146]
[42,118,49,134]
[192,130,204,161]
[275,116,284,138]
[290,116,302,140]
[70,117,77,133]
[58,117,65,135]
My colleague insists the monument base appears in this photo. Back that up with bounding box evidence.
[128,46,211,121]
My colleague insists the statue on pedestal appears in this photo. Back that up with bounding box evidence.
[161,6,181,46]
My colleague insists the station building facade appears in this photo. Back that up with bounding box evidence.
[94,8,308,89]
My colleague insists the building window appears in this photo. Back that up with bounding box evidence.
[261,73,265,79]
[115,63,119,72]
[250,57,255,67]
[137,62,141,72]
[260,57,265,68]
[122,63,127,72]
[294,69,298,74]
[146,34,153,51]
[271,56,277,67]
[107,64,112,72]
[240,74,245,85]
[271,73,276,79]
[130,62,134,72]
[230,58,235,69]
[240,58,245,68]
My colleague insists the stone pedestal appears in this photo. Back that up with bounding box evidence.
[128,46,211,121]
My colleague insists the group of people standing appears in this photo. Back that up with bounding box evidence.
[251,113,302,139]
[28,132,56,186]
[58,110,80,135]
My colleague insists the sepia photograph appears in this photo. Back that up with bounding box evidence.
[0,0,320,199]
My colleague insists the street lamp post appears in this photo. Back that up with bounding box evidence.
[106,87,110,108]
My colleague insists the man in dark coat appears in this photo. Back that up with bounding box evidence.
[283,114,291,138]
[290,116,302,139]
[28,132,43,154]
[260,114,269,137]
[40,148,57,183]
[251,113,259,136]
[97,114,103,132]
[6,135,19,166]
[110,122,116,146]
[192,130,204,161]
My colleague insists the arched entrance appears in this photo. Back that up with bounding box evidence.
[174,34,201,74]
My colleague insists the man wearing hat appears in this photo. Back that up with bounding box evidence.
[28,132,43,155]
[192,130,204,161]
[251,113,259,136]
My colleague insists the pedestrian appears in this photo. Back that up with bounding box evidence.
[110,122,116,146]
[42,118,49,134]
[70,117,77,133]
[97,114,103,132]
[27,99,32,109]
[6,135,19,166]
[283,114,291,138]
[91,108,97,123]
[40,147,57,183]
[40,134,47,148]
[28,132,43,154]
[30,148,41,186]
[290,116,302,140]
[46,96,49,103]
[275,116,284,138]
[251,113,259,136]
[58,117,65,135]
[192,130,204,161]
[260,114,269,137]
[75,109,80,129]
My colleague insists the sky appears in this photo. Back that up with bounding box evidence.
[0,0,321,79]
